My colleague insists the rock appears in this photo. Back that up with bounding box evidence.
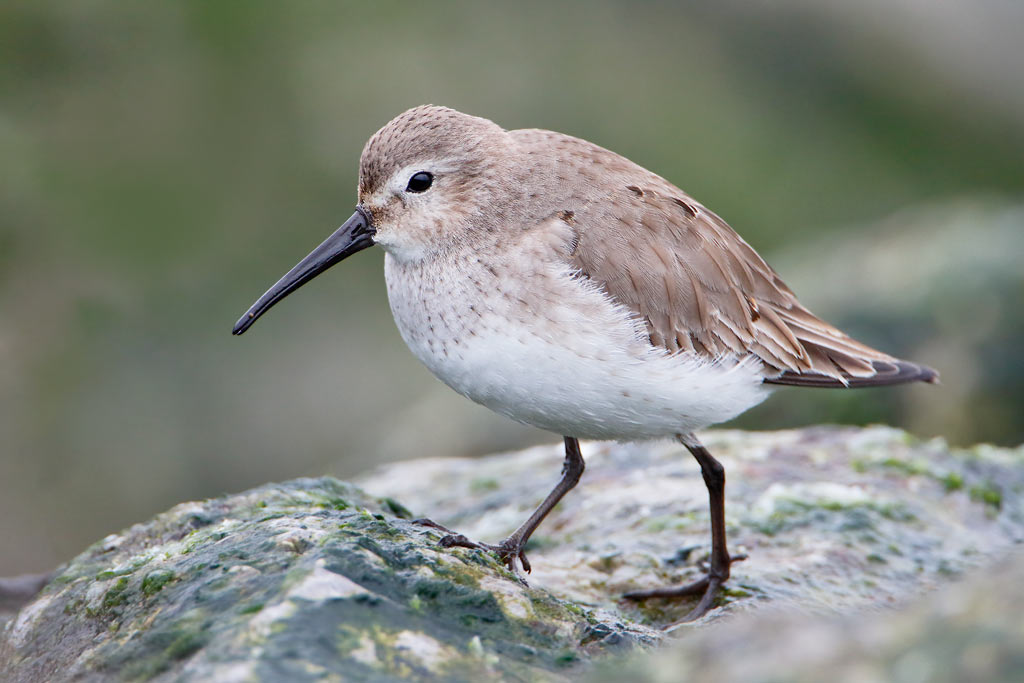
[2,426,1022,681]
[0,480,656,682]
[594,552,1024,683]
[360,426,1023,621]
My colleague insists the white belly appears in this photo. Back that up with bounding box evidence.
[384,252,770,440]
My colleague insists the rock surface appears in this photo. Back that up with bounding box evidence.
[2,426,1022,681]
[594,550,1024,683]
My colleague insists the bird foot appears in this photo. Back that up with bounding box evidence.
[623,552,747,624]
[412,518,531,573]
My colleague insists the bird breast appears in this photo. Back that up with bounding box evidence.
[382,244,770,440]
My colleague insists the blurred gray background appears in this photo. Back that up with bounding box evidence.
[2,0,1022,576]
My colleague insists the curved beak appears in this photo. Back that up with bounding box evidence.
[232,207,375,335]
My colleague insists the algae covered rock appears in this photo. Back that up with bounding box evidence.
[2,426,1023,681]
[360,426,1024,623]
[0,479,655,682]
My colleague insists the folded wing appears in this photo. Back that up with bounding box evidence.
[567,185,937,388]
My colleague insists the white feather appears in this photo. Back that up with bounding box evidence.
[383,250,771,440]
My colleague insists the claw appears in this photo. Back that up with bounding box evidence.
[495,539,531,573]
[623,551,749,624]
[424,527,529,574]
[623,575,719,624]
[519,548,531,574]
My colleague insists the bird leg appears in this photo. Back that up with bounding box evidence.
[624,433,746,622]
[415,436,585,573]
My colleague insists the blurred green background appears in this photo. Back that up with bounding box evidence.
[2,1,1022,576]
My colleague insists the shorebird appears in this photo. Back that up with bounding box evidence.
[233,105,937,621]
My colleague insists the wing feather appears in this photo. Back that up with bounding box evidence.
[508,127,937,388]
[567,186,934,387]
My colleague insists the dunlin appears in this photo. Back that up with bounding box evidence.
[234,105,937,621]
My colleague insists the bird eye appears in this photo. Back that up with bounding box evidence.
[405,171,433,193]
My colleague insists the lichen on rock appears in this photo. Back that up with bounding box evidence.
[2,427,1022,681]
[360,426,1024,624]
[1,478,654,682]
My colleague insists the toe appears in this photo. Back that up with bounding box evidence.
[412,518,455,534]
[438,533,478,549]
[518,549,531,574]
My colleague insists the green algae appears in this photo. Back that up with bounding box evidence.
[752,496,915,537]
[141,569,176,597]
[969,483,1003,510]
[316,497,350,511]
[381,496,413,519]
[861,447,1014,513]
[165,628,208,660]
[644,515,694,533]
[879,457,932,476]
[100,577,131,613]
[943,472,965,491]
[93,555,152,582]
[470,478,501,493]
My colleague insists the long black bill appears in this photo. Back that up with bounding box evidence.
[232,207,374,335]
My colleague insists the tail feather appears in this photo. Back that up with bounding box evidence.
[765,358,939,388]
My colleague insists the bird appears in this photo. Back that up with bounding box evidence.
[233,105,937,622]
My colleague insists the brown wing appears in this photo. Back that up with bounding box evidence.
[568,186,937,387]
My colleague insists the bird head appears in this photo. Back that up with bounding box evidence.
[232,105,513,334]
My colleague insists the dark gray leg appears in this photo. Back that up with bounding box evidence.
[416,436,585,573]
[624,433,745,622]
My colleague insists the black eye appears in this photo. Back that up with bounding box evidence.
[406,171,433,193]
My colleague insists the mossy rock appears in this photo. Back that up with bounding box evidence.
[0,478,654,682]
[3,426,1023,681]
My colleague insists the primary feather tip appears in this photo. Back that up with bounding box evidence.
[765,359,939,388]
